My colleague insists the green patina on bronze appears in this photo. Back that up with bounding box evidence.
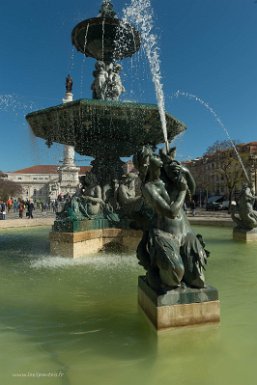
[71,0,140,62]
[53,217,132,233]
[26,99,186,158]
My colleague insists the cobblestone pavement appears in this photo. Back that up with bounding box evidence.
[0,209,55,229]
[1,209,56,220]
[3,208,231,220]
[0,207,233,230]
[187,208,231,218]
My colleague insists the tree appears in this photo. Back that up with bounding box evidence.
[213,149,246,209]
[0,171,22,201]
[204,139,240,156]
[189,160,211,206]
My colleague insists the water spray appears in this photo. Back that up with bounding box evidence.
[172,90,251,184]
[165,139,170,154]
[123,0,169,151]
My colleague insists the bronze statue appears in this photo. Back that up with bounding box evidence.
[98,0,117,19]
[80,173,105,217]
[117,173,142,218]
[231,184,257,230]
[65,74,73,93]
[91,61,108,100]
[91,61,125,101]
[133,146,209,294]
[105,63,125,100]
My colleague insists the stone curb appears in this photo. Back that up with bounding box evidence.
[0,216,233,230]
[0,218,54,229]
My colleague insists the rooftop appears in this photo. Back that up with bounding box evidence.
[8,165,91,175]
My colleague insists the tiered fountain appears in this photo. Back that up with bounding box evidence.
[26,0,220,330]
[26,0,185,257]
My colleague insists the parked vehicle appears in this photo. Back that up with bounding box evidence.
[206,196,224,211]
[220,200,236,210]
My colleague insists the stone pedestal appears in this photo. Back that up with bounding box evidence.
[56,90,80,196]
[233,227,257,242]
[50,219,142,258]
[58,164,80,193]
[138,276,220,331]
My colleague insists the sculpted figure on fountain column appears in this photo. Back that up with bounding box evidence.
[117,173,142,218]
[91,61,125,101]
[91,61,108,100]
[105,63,125,100]
[81,173,105,217]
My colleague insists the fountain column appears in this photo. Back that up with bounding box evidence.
[58,75,80,195]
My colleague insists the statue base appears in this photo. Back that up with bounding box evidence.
[233,227,257,242]
[50,218,142,258]
[138,276,220,331]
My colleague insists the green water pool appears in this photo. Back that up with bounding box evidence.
[0,225,257,385]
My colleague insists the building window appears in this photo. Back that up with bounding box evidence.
[33,178,38,180]
[34,189,37,195]
[18,177,22,180]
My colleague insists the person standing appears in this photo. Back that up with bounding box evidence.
[190,199,196,216]
[18,200,25,218]
[0,201,6,220]
[27,200,35,219]
[6,198,13,213]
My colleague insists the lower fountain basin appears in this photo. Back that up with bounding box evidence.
[0,225,257,384]
[26,99,186,158]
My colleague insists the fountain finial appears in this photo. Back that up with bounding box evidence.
[98,0,117,18]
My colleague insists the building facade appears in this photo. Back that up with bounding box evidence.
[183,141,257,204]
[6,165,91,203]
[5,160,136,203]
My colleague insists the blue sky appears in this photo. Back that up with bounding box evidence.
[1,0,257,171]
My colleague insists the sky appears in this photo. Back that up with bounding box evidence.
[1,0,257,172]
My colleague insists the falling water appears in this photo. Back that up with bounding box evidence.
[102,18,105,61]
[80,24,90,98]
[172,90,250,182]
[122,0,169,151]
[0,94,33,114]
[68,46,75,74]
[130,25,137,54]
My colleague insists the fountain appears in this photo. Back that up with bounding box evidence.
[26,0,220,330]
[26,0,185,258]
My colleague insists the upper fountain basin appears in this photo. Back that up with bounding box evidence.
[72,17,141,62]
[26,99,186,158]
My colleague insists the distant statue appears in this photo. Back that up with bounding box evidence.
[65,74,73,93]
[98,0,117,18]
[91,61,125,101]
[231,184,257,230]
[133,146,209,294]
